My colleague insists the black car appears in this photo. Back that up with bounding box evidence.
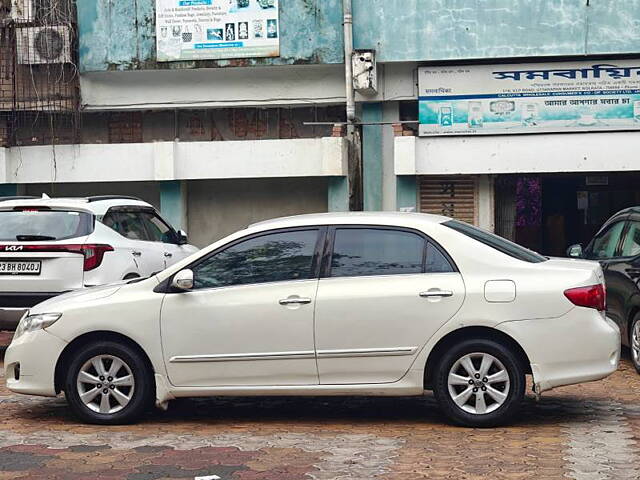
[568,207,640,373]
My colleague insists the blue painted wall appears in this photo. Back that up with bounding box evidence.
[78,0,640,72]
[77,0,344,72]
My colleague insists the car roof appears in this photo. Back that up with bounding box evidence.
[0,196,153,215]
[248,212,451,231]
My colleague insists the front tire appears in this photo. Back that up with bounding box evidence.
[433,338,525,427]
[64,341,154,425]
[630,314,640,374]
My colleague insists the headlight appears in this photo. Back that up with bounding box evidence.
[14,313,62,339]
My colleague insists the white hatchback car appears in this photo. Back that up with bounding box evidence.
[4,213,620,427]
[0,195,198,327]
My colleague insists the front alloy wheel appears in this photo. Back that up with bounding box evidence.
[433,338,525,427]
[65,341,154,424]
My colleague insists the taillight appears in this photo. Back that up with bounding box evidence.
[0,244,113,271]
[564,284,606,311]
[79,244,114,271]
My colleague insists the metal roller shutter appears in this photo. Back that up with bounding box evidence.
[419,175,478,225]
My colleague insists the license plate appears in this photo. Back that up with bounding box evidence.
[0,261,41,275]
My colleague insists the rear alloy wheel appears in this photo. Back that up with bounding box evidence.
[64,341,154,424]
[433,338,525,427]
[630,314,640,374]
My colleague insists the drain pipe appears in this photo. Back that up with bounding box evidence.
[343,0,361,209]
[343,0,355,127]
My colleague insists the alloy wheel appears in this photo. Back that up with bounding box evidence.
[76,354,135,414]
[447,352,510,415]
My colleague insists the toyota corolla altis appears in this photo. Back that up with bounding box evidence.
[4,213,620,427]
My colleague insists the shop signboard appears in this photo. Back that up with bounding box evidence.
[419,60,640,136]
[156,0,279,62]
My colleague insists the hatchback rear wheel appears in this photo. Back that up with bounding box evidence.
[64,341,154,424]
[433,338,525,427]
[630,314,640,374]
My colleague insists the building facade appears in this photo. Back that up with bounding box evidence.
[1,0,640,252]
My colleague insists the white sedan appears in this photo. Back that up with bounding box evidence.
[4,213,620,427]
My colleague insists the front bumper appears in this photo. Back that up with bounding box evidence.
[497,308,620,393]
[4,329,68,397]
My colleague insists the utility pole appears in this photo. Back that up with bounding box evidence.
[342,0,361,210]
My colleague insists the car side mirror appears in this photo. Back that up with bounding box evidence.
[171,269,194,291]
[567,244,583,258]
[176,229,188,245]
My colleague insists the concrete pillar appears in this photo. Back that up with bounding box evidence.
[477,174,495,232]
[382,102,399,211]
[160,180,188,232]
[0,184,17,197]
[362,102,383,211]
[396,176,418,212]
[328,177,349,212]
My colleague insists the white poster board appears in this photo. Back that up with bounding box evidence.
[156,0,279,62]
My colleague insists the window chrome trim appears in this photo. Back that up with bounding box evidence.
[169,351,316,363]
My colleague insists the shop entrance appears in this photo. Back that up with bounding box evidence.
[495,173,640,257]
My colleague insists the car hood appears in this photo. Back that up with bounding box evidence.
[30,281,127,313]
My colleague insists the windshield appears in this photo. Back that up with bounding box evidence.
[443,220,547,264]
[0,209,94,241]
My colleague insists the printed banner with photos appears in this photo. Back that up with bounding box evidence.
[156,0,279,62]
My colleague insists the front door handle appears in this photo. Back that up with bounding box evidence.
[132,250,142,257]
[279,297,312,306]
[419,289,454,298]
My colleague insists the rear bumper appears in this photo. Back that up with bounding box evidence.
[497,308,620,393]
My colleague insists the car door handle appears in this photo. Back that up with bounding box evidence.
[164,252,173,258]
[132,251,142,257]
[419,290,454,298]
[279,297,312,306]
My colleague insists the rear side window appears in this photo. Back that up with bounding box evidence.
[102,210,150,241]
[330,228,426,278]
[0,209,94,241]
[444,220,547,263]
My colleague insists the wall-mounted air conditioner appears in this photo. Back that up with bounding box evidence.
[16,25,72,64]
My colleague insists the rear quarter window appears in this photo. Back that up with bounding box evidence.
[444,220,547,264]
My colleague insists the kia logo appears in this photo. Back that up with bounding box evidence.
[5,246,23,251]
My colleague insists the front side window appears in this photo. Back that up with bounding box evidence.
[330,228,426,278]
[585,221,626,259]
[618,222,640,258]
[141,212,176,243]
[192,229,319,289]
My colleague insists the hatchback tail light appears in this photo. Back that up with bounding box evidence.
[564,284,606,311]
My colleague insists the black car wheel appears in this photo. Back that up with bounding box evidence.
[64,341,154,424]
[433,338,525,427]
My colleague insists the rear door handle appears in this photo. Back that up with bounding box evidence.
[420,289,453,298]
[279,297,312,306]
[164,252,173,258]
[626,268,640,278]
[132,251,142,257]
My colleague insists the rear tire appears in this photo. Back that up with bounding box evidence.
[629,314,640,374]
[64,341,154,425]
[433,338,525,427]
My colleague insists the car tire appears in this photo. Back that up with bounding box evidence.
[432,338,525,428]
[630,314,640,374]
[64,341,154,425]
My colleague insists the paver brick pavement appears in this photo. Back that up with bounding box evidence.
[0,333,639,479]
